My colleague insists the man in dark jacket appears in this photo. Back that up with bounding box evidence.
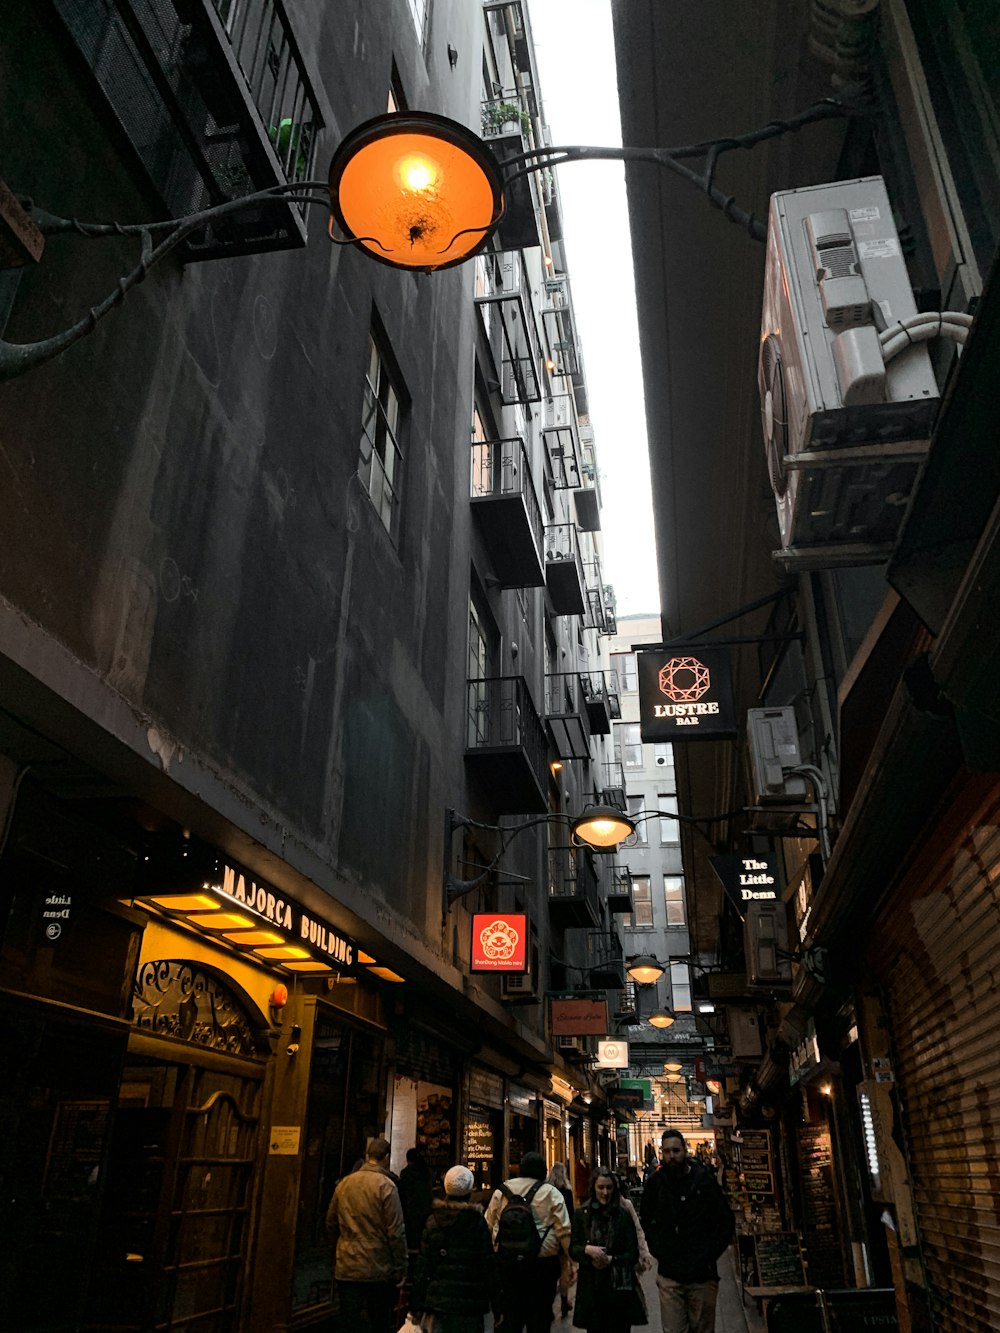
[639,1129,734,1333]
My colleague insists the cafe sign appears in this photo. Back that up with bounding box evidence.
[470,913,528,972]
[637,647,736,742]
[550,997,609,1036]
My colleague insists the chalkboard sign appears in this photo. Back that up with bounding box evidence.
[755,1232,805,1287]
[464,1116,494,1161]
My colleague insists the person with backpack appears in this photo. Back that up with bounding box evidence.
[409,1165,502,1333]
[484,1152,570,1333]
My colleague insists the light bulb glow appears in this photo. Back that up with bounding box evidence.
[397,154,437,192]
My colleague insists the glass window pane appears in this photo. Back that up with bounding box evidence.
[658,794,679,844]
[670,962,692,1011]
[663,875,685,926]
[631,875,652,928]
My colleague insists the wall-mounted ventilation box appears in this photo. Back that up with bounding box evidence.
[759,176,939,553]
[747,706,808,803]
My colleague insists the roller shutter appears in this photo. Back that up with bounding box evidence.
[872,778,1000,1331]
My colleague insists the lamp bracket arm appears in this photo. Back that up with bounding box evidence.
[0,183,331,382]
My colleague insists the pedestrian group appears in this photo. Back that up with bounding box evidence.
[326,1128,734,1333]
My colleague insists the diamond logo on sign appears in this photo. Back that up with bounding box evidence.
[597,1039,630,1069]
[659,656,711,702]
[638,647,737,743]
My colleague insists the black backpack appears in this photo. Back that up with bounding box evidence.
[495,1181,548,1263]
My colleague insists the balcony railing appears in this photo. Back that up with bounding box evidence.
[471,437,545,588]
[606,864,634,915]
[547,846,601,930]
[475,251,543,406]
[580,671,621,735]
[54,0,322,259]
[542,275,581,377]
[465,675,548,813]
[586,927,626,990]
[544,673,591,761]
[601,761,628,811]
[479,90,540,249]
[544,523,586,616]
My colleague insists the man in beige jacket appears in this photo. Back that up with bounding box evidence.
[327,1138,408,1333]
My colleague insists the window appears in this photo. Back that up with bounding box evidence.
[658,793,679,844]
[670,961,692,1011]
[359,328,405,537]
[471,405,491,496]
[388,62,407,112]
[663,875,685,927]
[615,722,643,771]
[467,591,496,747]
[653,742,674,773]
[630,875,652,928]
[613,652,638,692]
[627,795,646,845]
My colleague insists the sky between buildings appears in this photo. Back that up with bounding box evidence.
[529,0,661,617]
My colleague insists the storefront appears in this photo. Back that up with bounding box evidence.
[0,781,385,1333]
[507,1083,542,1171]
[463,1064,506,1194]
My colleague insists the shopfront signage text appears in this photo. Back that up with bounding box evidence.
[637,648,737,743]
[550,997,609,1036]
[470,913,528,972]
[215,863,354,966]
[710,854,779,907]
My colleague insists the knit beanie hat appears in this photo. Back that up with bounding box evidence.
[444,1165,475,1196]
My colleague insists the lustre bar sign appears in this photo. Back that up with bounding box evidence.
[470,913,528,972]
[637,647,736,742]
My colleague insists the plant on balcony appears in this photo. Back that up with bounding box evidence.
[483,102,531,137]
[268,117,313,181]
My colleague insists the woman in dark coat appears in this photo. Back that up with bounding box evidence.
[409,1165,502,1333]
[570,1169,646,1333]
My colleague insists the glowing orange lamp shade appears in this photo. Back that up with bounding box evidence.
[328,112,504,271]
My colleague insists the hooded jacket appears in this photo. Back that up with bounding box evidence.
[326,1161,408,1283]
[639,1159,734,1285]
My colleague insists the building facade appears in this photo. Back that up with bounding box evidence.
[614,0,1000,1325]
[0,2,629,1329]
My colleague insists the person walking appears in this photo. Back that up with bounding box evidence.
[484,1151,570,1333]
[326,1137,408,1333]
[399,1148,435,1263]
[546,1162,575,1318]
[409,1164,503,1333]
[639,1129,734,1333]
[569,1169,646,1333]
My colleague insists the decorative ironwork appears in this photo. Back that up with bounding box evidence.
[133,960,262,1057]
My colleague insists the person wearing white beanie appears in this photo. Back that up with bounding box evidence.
[410,1163,502,1333]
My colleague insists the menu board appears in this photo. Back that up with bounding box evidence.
[754,1233,805,1287]
[724,1128,783,1234]
[464,1115,494,1162]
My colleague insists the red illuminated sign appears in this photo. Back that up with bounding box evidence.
[470,913,528,972]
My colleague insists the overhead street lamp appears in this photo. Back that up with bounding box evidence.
[1,99,851,379]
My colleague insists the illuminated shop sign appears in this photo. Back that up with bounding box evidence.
[710,854,779,903]
[470,913,528,972]
[207,862,355,969]
[596,1039,630,1069]
[637,647,736,742]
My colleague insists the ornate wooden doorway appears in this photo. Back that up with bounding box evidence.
[88,961,268,1331]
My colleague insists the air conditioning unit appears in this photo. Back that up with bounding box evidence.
[558,1036,583,1053]
[744,900,793,986]
[502,969,538,1002]
[746,707,808,802]
[759,176,939,554]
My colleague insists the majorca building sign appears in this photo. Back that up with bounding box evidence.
[637,647,737,742]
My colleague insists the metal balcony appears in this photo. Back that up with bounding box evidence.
[600,761,628,812]
[544,673,591,761]
[606,864,634,915]
[480,91,541,251]
[586,927,626,990]
[54,0,322,259]
[544,523,586,616]
[603,585,618,636]
[475,251,543,406]
[547,846,601,930]
[543,395,583,490]
[471,437,545,588]
[580,671,621,736]
[465,676,548,813]
[542,275,581,377]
